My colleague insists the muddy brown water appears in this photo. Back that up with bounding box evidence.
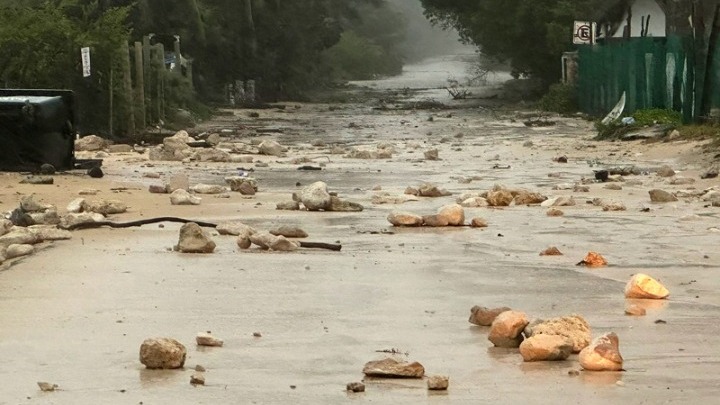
[2,56,720,403]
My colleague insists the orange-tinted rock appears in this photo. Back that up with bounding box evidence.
[624,273,669,299]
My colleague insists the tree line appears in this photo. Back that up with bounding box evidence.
[0,0,407,135]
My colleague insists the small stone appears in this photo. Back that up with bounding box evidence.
[39,163,56,175]
[190,184,227,194]
[149,184,168,194]
[190,374,205,386]
[656,165,675,177]
[602,201,627,211]
[362,358,425,378]
[578,252,607,267]
[546,208,564,217]
[258,140,286,156]
[237,182,256,195]
[404,187,419,196]
[487,190,514,206]
[470,217,488,228]
[87,167,104,178]
[195,365,206,372]
[5,244,35,259]
[269,235,300,252]
[624,304,646,316]
[649,189,678,203]
[139,338,187,369]
[488,310,529,348]
[540,247,563,256]
[20,195,53,212]
[424,149,439,160]
[346,382,365,393]
[436,204,465,226]
[418,183,451,197]
[170,189,202,205]
[196,332,224,347]
[427,375,449,390]
[624,273,670,299]
[270,226,308,238]
[176,223,216,253]
[514,191,547,205]
[67,198,85,213]
[276,201,300,210]
[253,332,262,338]
[20,176,53,185]
[388,211,424,227]
[604,183,622,190]
[519,334,573,361]
[541,196,576,207]
[579,333,623,371]
[37,382,58,392]
[468,306,511,326]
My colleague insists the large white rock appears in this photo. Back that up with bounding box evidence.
[67,198,85,213]
[82,200,128,215]
[299,181,331,211]
[20,195,53,213]
[190,184,227,194]
[216,222,256,237]
[170,189,202,205]
[196,332,224,347]
[0,228,41,247]
[195,148,231,162]
[387,211,424,227]
[59,213,105,229]
[5,244,35,259]
[75,135,107,151]
[139,338,187,369]
[28,225,72,241]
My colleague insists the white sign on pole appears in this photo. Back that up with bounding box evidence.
[573,21,596,45]
[81,47,91,77]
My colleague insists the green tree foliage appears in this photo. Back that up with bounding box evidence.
[420,0,605,85]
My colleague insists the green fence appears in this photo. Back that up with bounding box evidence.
[577,35,719,123]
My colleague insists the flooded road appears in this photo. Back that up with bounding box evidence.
[1,54,720,404]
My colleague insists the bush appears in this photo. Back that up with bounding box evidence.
[538,83,578,114]
[632,109,682,126]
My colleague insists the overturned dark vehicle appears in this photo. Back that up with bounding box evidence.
[0,89,76,172]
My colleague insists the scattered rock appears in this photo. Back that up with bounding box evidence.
[225,176,258,194]
[327,196,364,212]
[195,365,206,372]
[468,306,511,326]
[20,195,53,212]
[624,304,646,316]
[37,382,59,392]
[470,217,488,228]
[488,310,529,348]
[139,337,187,369]
[0,228,41,246]
[604,183,622,190]
[422,214,449,227]
[195,148,231,162]
[523,315,591,353]
[574,185,590,192]
[670,176,695,185]
[258,140,286,156]
[149,184,168,194]
[39,163,56,175]
[4,244,34,259]
[649,189,678,203]
[269,235,300,252]
[546,208,564,217]
[372,193,419,205]
[602,201,627,211]
[418,183,451,197]
[87,166,104,178]
[519,334,573,361]
[388,212,424,227]
[578,252,607,267]
[624,273,670,299]
[196,332,224,347]
[190,373,205,386]
[541,196,576,207]
[487,190,514,206]
[436,204,465,226]
[75,135,107,151]
[346,382,365,393]
[579,333,623,371]
[270,226,308,238]
[67,198,85,213]
[170,189,202,205]
[300,181,331,211]
[20,176,53,185]
[190,184,227,194]
[249,232,279,250]
[59,213,105,229]
[404,187,419,196]
[460,197,489,208]
[216,222,255,237]
[656,165,675,177]
[362,358,425,378]
[276,201,300,210]
[176,223,216,253]
[540,247,563,256]
[514,191,547,205]
[700,165,719,179]
[27,225,72,241]
[424,149,439,160]
[82,200,128,215]
[108,144,133,153]
[427,375,449,390]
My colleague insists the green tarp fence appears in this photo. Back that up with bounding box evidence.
[577,35,720,123]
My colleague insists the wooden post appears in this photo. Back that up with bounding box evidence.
[156,43,165,123]
[143,35,153,123]
[109,67,114,138]
[121,41,135,137]
[134,41,146,130]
